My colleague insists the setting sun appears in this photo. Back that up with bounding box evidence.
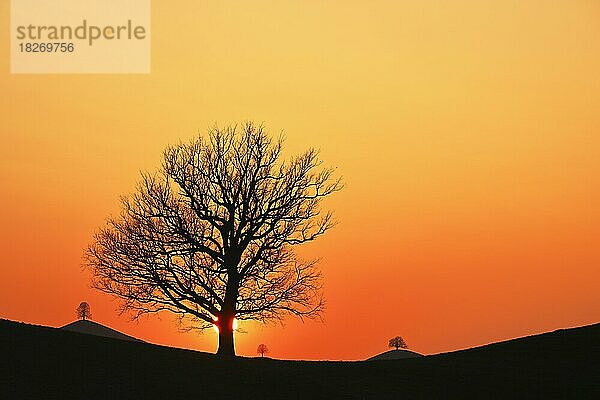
[212,317,238,334]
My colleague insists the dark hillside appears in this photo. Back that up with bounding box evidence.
[61,319,144,342]
[368,348,423,360]
[1,318,599,399]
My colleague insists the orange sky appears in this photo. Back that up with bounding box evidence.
[1,1,599,360]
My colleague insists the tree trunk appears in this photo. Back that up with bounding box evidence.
[217,267,239,356]
[216,314,235,356]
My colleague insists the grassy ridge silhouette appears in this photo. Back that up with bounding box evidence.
[1,318,599,399]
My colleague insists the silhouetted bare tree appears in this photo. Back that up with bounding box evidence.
[257,343,269,357]
[85,122,341,356]
[389,336,408,350]
[76,302,92,320]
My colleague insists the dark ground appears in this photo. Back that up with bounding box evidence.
[1,318,599,399]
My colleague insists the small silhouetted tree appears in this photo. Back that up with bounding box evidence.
[76,302,92,320]
[86,122,342,356]
[257,343,269,357]
[389,336,408,350]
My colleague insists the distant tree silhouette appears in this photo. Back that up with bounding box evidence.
[76,302,92,320]
[85,122,342,356]
[389,336,408,350]
[257,343,269,357]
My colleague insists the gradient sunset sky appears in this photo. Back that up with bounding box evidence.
[1,1,599,360]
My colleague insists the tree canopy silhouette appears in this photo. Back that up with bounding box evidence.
[85,122,341,356]
[389,336,408,350]
[76,302,92,320]
[257,343,269,357]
